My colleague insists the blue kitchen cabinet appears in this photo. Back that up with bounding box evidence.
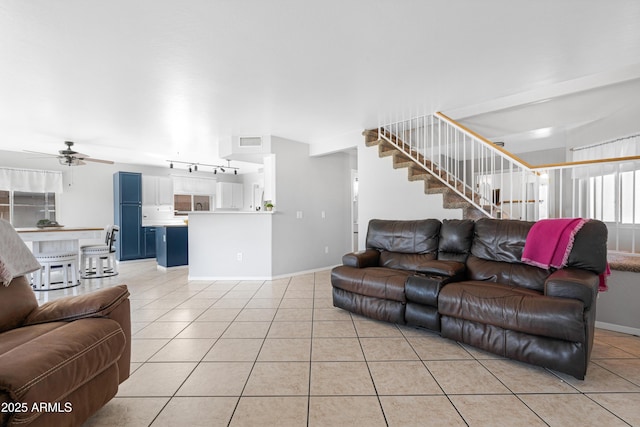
[114,172,143,261]
[143,227,157,258]
[156,226,188,267]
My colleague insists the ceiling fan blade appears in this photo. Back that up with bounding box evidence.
[83,157,114,164]
[23,150,58,157]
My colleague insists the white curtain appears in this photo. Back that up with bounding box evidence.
[0,167,63,193]
[571,135,640,176]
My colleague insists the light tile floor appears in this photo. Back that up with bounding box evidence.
[36,260,640,426]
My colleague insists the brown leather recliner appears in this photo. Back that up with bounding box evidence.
[331,217,608,379]
[0,276,131,427]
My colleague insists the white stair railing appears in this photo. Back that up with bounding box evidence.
[377,112,640,254]
[537,158,640,254]
[379,112,543,221]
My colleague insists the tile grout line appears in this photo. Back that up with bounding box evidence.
[224,277,291,427]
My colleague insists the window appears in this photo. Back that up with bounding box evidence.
[173,194,212,215]
[0,190,9,222]
[0,167,62,227]
[0,190,56,227]
[620,170,640,224]
[586,169,639,224]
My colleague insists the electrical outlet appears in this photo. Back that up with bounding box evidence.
[321,211,326,219]
[324,246,329,254]
[296,211,303,219]
[236,252,243,261]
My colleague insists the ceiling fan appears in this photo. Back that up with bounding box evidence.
[25,141,114,166]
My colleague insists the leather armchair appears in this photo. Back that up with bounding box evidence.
[0,276,131,427]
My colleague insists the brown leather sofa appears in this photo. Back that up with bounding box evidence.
[331,218,608,379]
[0,276,131,426]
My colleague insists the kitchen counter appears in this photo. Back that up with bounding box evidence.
[188,210,274,215]
[142,219,188,227]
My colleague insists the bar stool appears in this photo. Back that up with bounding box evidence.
[80,225,119,278]
[33,252,79,290]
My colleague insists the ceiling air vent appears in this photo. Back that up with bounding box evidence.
[239,136,262,147]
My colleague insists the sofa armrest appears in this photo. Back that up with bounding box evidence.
[544,268,598,310]
[342,249,380,268]
[24,284,132,382]
[24,285,130,325]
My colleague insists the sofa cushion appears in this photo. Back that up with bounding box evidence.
[471,218,532,263]
[379,251,437,271]
[0,276,38,334]
[0,318,126,416]
[439,281,585,342]
[438,219,474,262]
[331,266,411,302]
[466,255,550,292]
[366,219,440,254]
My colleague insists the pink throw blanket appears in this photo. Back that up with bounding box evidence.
[522,218,586,270]
[522,218,609,292]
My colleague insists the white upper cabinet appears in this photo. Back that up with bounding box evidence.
[142,175,174,206]
[216,182,243,209]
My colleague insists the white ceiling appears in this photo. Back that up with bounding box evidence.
[1,0,640,168]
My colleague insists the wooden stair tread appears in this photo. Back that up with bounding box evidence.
[368,129,489,220]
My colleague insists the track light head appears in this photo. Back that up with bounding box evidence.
[166,160,238,175]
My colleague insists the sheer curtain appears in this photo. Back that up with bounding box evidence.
[570,135,639,179]
[0,168,63,193]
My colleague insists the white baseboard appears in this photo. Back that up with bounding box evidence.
[188,265,339,282]
[595,321,640,336]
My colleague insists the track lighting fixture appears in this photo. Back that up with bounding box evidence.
[166,160,240,174]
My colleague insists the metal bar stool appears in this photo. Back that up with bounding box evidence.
[80,225,119,278]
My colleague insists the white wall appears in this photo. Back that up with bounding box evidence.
[270,137,352,276]
[357,137,462,249]
[596,270,640,335]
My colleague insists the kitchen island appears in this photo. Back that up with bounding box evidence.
[188,211,273,280]
[155,225,188,268]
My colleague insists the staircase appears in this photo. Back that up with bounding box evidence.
[370,112,545,222]
[363,129,486,220]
